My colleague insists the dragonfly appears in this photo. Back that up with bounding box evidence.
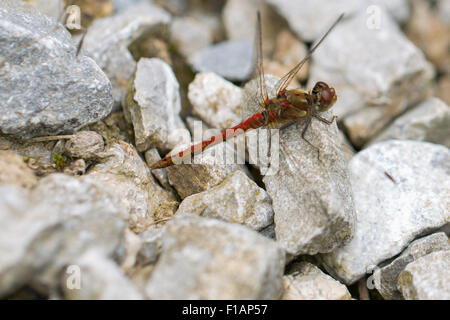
[150,12,344,170]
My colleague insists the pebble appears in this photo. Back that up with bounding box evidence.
[170,17,213,61]
[123,58,188,153]
[368,97,450,148]
[0,0,113,139]
[145,214,285,299]
[373,232,450,300]
[0,150,37,189]
[320,140,450,285]
[86,140,178,233]
[64,131,105,160]
[0,174,126,297]
[398,250,450,300]
[83,2,171,109]
[190,40,254,82]
[282,262,352,300]
[308,9,434,148]
[267,0,410,42]
[176,170,274,230]
[62,249,143,300]
[188,72,243,130]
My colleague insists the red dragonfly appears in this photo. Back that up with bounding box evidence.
[151,12,344,170]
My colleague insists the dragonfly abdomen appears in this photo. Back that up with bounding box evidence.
[150,112,270,169]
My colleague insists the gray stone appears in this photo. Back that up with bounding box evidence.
[87,140,178,233]
[368,97,450,148]
[62,249,143,300]
[176,170,274,231]
[124,58,188,153]
[137,227,164,266]
[308,9,434,147]
[282,262,352,300]
[188,72,243,130]
[373,232,450,300]
[144,148,172,191]
[267,0,410,42]
[190,40,254,82]
[145,214,285,299]
[166,141,248,199]
[398,250,450,300]
[27,0,63,19]
[0,174,126,297]
[241,77,355,256]
[170,17,213,60]
[321,140,450,284]
[64,131,105,160]
[83,2,171,109]
[0,0,113,139]
[0,150,37,189]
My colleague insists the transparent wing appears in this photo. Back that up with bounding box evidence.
[274,13,344,96]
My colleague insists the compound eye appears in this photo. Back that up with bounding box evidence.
[321,87,334,105]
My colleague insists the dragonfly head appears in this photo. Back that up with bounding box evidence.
[312,81,337,112]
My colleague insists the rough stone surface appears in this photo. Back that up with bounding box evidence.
[0,150,37,189]
[145,214,285,299]
[144,148,172,191]
[373,232,450,300]
[0,174,126,297]
[62,249,143,300]
[124,58,188,153]
[87,140,178,233]
[166,142,248,199]
[0,0,113,139]
[308,9,434,147]
[64,131,105,160]
[282,262,352,300]
[190,40,254,82]
[176,170,274,231]
[242,77,356,256]
[369,97,450,148]
[398,250,450,300]
[321,140,450,284]
[188,72,243,130]
[268,0,410,42]
[83,2,171,109]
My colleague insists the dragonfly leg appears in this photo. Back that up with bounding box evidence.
[314,114,337,125]
[302,117,320,160]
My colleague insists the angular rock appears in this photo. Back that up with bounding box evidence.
[308,9,434,147]
[145,214,285,299]
[62,249,143,300]
[321,140,450,284]
[188,72,243,130]
[368,98,450,148]
[190,40,254,82]
[0,174,126,297]
[166,141,248,199]
[137,227,164,266]
[267,0,410,42]
[124,58,188,153]
[170,17,213,60]
[83,2,171,109]
[0,150,37,189]
[176,170,273,230]
[87,140,178,233]
[241,77,355,256]
[144,148,172,191]
[398,250,450,300]
[282,262,352,300]
[373,232,450,300]
[0,0,113,139]
[64,131,105,160]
